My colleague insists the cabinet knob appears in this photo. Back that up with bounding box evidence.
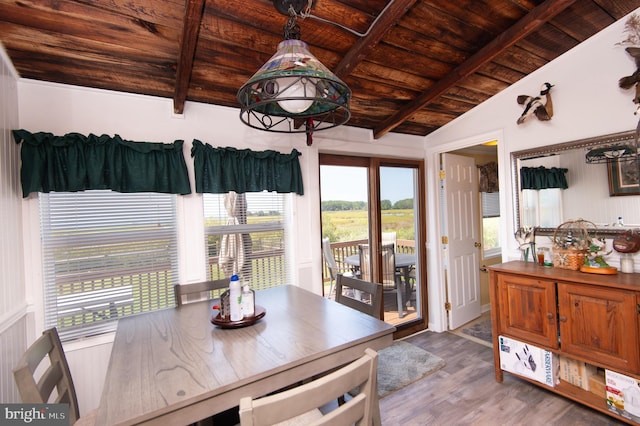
[546,312,553,320]
[559,315,567,323]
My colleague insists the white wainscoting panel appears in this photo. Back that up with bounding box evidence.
[0,43,25,404]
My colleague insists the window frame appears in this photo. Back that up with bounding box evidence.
[202,191,291,290]
[39,190,179,341]
[520,188,563,228]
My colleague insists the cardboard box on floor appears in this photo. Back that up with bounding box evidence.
[498,335,559,387]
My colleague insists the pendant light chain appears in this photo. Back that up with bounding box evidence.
[286,0,313,19]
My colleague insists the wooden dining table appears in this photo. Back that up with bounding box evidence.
[96,284,395,426]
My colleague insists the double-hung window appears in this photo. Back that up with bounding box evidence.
[480,191,501,258]
[40,190,178,340]
[203,191,290,289]
[521,188,562,228]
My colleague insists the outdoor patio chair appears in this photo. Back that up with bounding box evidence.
[359,243,405,318]
[322,237,352,297]
[382,231,397,250]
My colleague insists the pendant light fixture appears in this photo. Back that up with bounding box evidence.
[237,0,351,145]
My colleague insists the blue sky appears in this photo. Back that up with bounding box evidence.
[320,165,414,203]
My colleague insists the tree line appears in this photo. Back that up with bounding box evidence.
[322,199,413,211]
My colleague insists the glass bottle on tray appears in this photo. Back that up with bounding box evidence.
[241,283,255,318]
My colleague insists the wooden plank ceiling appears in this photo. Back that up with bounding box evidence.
[1,0,638,139]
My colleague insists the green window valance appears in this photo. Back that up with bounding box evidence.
[191,140,304,195]
[13,130,191,198]
[520,166,568,190]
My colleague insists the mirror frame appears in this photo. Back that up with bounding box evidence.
[511,129,636,237]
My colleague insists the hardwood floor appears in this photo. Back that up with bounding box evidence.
[379,331,625,425]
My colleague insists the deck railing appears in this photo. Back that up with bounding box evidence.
[55,241,414,334]
[207,249,285,291]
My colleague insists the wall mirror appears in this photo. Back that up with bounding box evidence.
[511,130,638,237]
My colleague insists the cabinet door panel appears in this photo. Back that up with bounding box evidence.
[558,283,640,373]
[497,274,558,348]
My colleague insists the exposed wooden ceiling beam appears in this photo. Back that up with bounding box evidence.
[173,0,206,114]
[372,0,578,139]
[334,0,419,79]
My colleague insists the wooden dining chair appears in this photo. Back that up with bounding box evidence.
[174,278,229,306]
[13,327,97,426]
[239,348,379,426]
[335,273,382,318]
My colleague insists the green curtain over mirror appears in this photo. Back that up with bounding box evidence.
[13,130,191,197]
[520,166,568,190]
[191,140,304,195]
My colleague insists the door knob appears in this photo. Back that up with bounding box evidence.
[474,242,482,248]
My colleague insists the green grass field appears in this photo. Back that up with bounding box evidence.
[322,209,415,243]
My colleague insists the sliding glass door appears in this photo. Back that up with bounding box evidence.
[320,154,426,333]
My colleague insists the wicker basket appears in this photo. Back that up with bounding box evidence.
[552,220,595,270]
[552,248,587,270]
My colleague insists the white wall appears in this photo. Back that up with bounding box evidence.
[423,8,640,328]
[0,44,28,403]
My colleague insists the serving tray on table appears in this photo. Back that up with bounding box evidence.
[211,305,266,328]
[579,265,618,275]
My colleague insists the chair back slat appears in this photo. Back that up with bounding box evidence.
[239,348,378,426]
[13,328,81,425]
[335,274,382,318]
[175,279,229,306]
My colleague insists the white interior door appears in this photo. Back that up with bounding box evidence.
[442,153,481,329]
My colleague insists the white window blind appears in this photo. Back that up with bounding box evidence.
[481,192,501,257]
[481,191,500,218]
[203,191,290,290]
[40,191,178,340]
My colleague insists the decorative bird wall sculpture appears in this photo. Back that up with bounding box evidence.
[516,82,554,125]
[619,47,640,113]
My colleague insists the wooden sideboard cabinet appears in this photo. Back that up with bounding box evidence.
[489,261,640,424]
